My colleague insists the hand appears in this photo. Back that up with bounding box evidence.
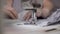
[23,8,42,21]
[36,8,50,18]
[41,8,50,18]
[23,11,32,21]
[3,6,18,19]
[36,8,42,17]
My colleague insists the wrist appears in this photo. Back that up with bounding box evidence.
[5,4,13,8]
[6,3,12,7]
[6,0,13,7]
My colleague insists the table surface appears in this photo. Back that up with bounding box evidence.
[1,19,60,34]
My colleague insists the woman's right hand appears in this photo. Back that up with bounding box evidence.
[23,11,32,21]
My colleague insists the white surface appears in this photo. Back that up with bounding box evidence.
[3,24,60,34]
[2,20,60,34]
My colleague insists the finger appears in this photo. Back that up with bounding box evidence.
[12,9,18,18]
[23,12,30,20]
[36,11,42,17]
[9,8,18,19]
[26,14,31,21]
[23,13,31,21]
[3,7,17,19]
[23,13,28,20]
[6,10,16,19]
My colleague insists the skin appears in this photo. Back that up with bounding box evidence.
[24,0,53,20]
[41,0,53,18]
[3,0,18,19]
[3,0,53,20]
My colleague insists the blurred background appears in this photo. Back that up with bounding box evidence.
[1,0,60,34]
